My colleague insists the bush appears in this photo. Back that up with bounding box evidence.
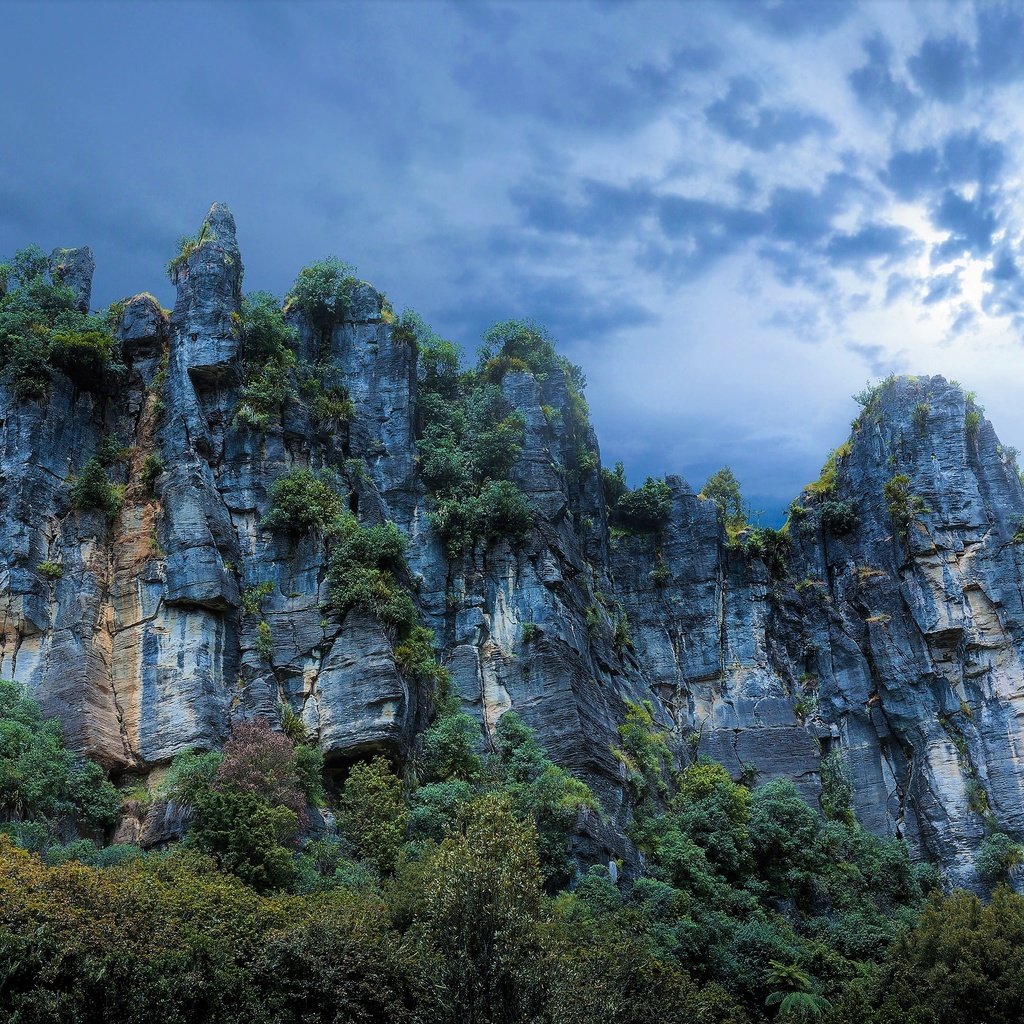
[189,787,299,891]
[326,516,416,636]
[0,678,120,833]
[48,329,120,388]
[69,458,123,518]
[976,831,1024,885]
[418,697,484,784]
[602,461,628,507]
[700,467,747,536]
[162,748,224,807]
[614,477,672,533]
[884,474,928,537]
[285,257,358,334]
[478,319,560,381]
[819,499,859,536]
[238,291,296,361]
[0,245,122,399]
[297,361,353,424]
[140,453,164,494]
[338,756,409,875]
[262,467,345,536]
[37,560,63,580]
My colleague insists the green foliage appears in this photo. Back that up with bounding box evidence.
[254,619,274,660]
[326,515,416,636]
[742,526,790,576]
[285,256,359,334]
[818,499,859,536]
[965,392,985,438]
[0,678,120,836]
[415,317,596,558]
[236,347,297,428]
[338,756,408,874]
[976,831,1024,885]
[238,290,297,361]
[884,473,929,537]
[189,786,299,891]
[701,466,748,536]
[613,476,673,533]
[241,580,275,616]
[418,697,484,785]
[140,453,164,494]
[913,401,930,430]
[279,703,307,743]
[601,461,628,508]
[166,220,217,282]
[394,625,449,686]
[0,245,123,398]
[478,318,560,380]
[48,329,119,387]
[615,700,674,802]
[262,467,345,536]
[37,560,63,581]
[297,360,353,424]
[819,750,854,824]
[431,479,533,558]
[68,457,123,519]
[162,748,224,809]
[0,839,430,1022]
[805,441,853,500]
[847,887,1024,1024]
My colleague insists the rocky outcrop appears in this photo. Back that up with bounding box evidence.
[49,246,94,312]
[6,207,1024,887]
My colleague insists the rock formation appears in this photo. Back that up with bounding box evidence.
[4,203,1024,887]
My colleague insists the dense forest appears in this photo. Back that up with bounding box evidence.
[2,678,1023,1024]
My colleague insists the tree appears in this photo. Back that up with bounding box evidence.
[337,756,408,875]
[402,793,546,1024]
[700,467,747,535]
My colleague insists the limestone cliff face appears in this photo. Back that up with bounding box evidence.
[5,205,1024,885]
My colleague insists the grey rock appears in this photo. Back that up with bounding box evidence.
[8,211,1024,888]
[49,246,94,312]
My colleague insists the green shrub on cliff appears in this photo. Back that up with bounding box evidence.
[69,457,124,518]
[614,476,672,532]
[0,244,123,398]
[262,467,345,536]
[285,256,358,334]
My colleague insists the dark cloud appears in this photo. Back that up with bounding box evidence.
[923,271,961,305]
[630,45,721,99]
[728,0,852,37]
[903,6,1024,106]
[848,34,919,116]
[982,249,1024,320]
[705,76,834,151]
[824,223,917,266]
[510,179,655,240]
[846,339,904,377]
[765,172,863,246]
[975,3,1024,84]
[932,189,997,257]
[885,273,914,304]
[907,34,972,104]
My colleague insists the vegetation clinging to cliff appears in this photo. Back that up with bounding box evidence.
[0,244,123,399]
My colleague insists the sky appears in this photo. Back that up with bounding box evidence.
[3,0,1024,521]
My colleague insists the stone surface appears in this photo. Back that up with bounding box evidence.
[6,211,1024,886]
[49,246,95,312]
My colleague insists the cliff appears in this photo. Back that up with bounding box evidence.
[3,204,1023,888]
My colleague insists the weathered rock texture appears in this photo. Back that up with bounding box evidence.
[4,205,1024,887]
